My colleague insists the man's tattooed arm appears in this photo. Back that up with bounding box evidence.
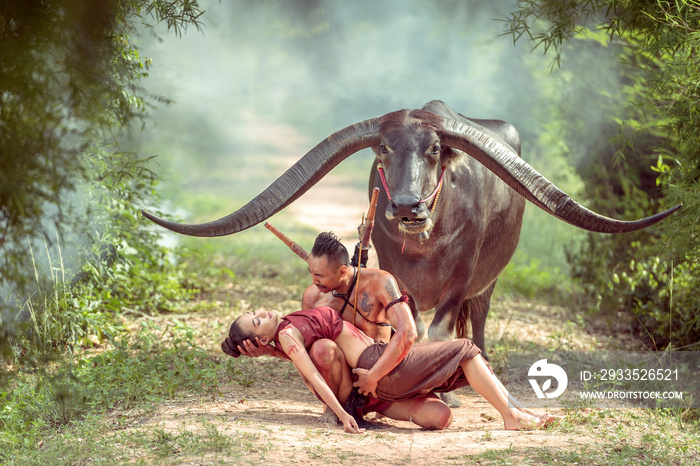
[384,277,402,301]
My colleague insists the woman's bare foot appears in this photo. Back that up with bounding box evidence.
[516,407,561,426]
[316,406,340,425]
[515,405,542,417]
[537,413,560,428]
[503,409,559,430]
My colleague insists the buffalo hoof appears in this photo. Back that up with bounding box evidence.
[439,391,461,408]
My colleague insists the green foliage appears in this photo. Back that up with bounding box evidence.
[0,0,208,377]
[0,320,222,459]
[0,0,205,332]
[504,0,700,348]
[605,251,700,350]
[75,149,200,315]
[136,422,240,459]
[3,148,200,361]
[498,252,570,302]
[466,408,700,464]
[75,319,221,410]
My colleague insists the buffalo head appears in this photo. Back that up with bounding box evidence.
[373,109,447,240]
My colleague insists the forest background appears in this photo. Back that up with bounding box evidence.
[0,0,698,463]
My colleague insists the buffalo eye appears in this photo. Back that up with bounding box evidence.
[431,144,440,156]
[380,144,389,154]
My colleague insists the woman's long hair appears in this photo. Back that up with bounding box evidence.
[221,316,257,358]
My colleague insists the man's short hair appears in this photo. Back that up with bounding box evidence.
[311,232,349,268]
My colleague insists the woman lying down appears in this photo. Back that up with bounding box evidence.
[221,306,558,434]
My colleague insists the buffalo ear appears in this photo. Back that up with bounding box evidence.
[441,146,461,165]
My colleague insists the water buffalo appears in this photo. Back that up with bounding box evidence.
[143,99,680,358]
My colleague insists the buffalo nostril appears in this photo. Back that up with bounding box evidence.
[391,194,423,218]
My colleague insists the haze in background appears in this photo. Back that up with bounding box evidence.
[131,0,623,272]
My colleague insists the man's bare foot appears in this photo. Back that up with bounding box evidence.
[317,406,340,425]
[503,409,559,431]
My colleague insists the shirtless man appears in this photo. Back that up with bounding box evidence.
[240,232,453,429]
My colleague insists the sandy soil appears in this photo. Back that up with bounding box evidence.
[148,385,587,465]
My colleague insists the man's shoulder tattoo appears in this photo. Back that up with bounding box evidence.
[384,278,401,300]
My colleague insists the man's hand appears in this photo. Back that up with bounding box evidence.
[352,368,379,398]
[237,337,277,358]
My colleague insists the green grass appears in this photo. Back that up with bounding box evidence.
[460,408,699,465]
[2,413,268,465]
[0,314,292,464]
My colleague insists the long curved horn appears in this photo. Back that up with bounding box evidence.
[439,117,681,233]
[142,118,381,236]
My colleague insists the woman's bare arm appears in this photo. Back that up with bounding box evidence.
[277,326,364,434]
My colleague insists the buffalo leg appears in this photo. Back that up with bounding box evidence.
[427,293,464,342]
[429,294,466,408]
[407,296,426,341]
[464,280,497,360]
